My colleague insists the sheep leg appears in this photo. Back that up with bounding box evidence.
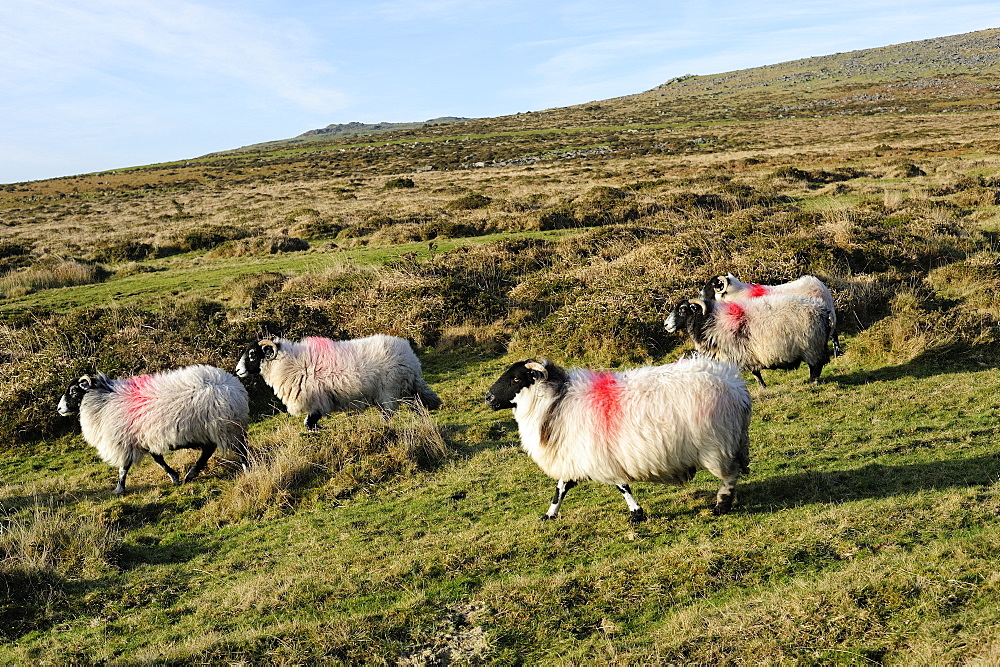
[304,412,323,430]
[616,484,646,523]
[807,363,823,384]
[149,452,181,485]
[114,463,132,496]
[184,443,217,484]
[831,331,843,357]
[713,475,740,515]
[231,437,251,473]
[541,479,577,520]
[751,370,767,388]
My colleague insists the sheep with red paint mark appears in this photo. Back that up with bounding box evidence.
[57,365,249,495]
[704,273,840,355]
[235,334,441,429]
[485,356,751,523]
[665,293,831,387]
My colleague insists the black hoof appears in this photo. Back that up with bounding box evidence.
[712,495,734,515]
[629,508,647,523]
[539,514,556,522]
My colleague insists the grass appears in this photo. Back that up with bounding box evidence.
[3,350,1000,663]
[0,229,579,316]
[3,31,1000,662]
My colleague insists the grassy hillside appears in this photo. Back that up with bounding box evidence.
[3,28,1000,663]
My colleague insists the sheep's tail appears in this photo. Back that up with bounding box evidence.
[414,379,443,410]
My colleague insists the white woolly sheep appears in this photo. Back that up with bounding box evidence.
[57,365,250,496]
[235,334,441,429]
[485,356,751,523]
[665,294,831,388]
[705,273,841,355]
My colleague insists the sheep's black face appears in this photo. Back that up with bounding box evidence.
[235,343,263,377]
[57,377,90,416]
[665,300,690,333]
[485,361,545,410]
[666,299,710,333]
[702,275,727,301]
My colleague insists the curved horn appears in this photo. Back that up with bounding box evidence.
[525,359,548,379]
[258,338,279,359]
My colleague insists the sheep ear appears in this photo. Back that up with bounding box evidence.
[524,360,548,380]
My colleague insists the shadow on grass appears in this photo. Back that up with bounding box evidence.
[826,346,999,386]
[740,452,1000,513]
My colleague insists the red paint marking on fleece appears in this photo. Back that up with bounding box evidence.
[747,283,768,297]
[589,372,624,437]
[721,301,747,334]
[303,336,339,374]
[121,374,156,424]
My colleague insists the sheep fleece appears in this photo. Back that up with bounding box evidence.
[513,357,750,486]
[79,365,248,469]
[260,335,428,416]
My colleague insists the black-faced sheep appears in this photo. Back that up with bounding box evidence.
[704,273,841,355]
[665,294,830,387]
[485,356,751,523]
[235,334,441,429]
[57,365,250,495]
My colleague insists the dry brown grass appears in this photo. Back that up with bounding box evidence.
[206,405,450,523]
[0,260,106,298]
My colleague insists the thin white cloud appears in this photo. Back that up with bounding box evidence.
[0,0,349,113]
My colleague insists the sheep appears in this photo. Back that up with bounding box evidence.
[485,356,751,523]
[704,273,841,355]
[57,365,250,496]
[235,334,441,429]
[664,294,830,388]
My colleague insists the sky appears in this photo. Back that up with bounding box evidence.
[2,1,1000,184]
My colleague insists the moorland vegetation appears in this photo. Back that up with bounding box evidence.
[2,28,1000,663]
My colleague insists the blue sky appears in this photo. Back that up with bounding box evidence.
[2,1,999,184]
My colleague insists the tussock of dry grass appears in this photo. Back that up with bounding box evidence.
[0,500,119,577]
[208,406,450,522]
[0,260,107,298]
[0,500,121,638]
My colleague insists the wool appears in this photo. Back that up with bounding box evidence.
[58,365,249,495]
[706,273,840,354]
[666,293,831,387]
[486,356,751,522]
[237,334,441,429]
